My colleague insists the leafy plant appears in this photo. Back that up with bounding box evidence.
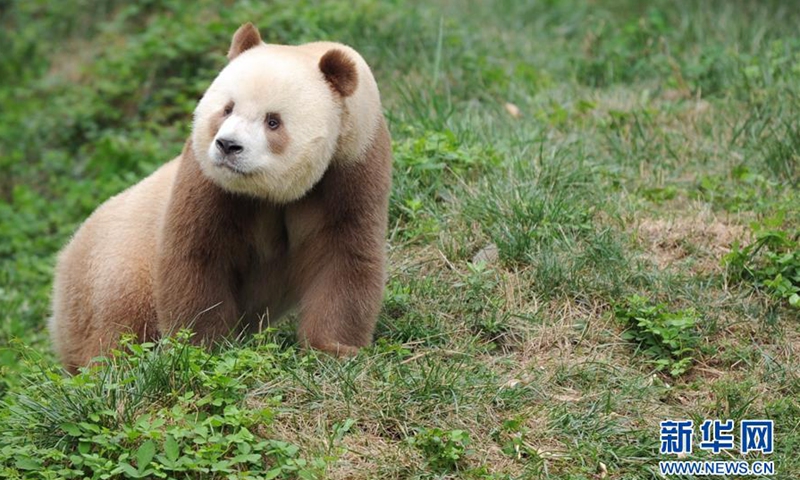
[389,128,501,242]
[724,221,800,308]
[615,295,701,376]
[574,7,670,87]
[0,334,326,479]
[495,416,540,465]
[407,428,472,472]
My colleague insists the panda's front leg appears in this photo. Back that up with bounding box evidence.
[291,225,385,356]
[155,254,241,344]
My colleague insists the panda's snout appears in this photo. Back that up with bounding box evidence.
[216,137,244,156]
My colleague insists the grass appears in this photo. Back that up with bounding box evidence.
[1,0,798,478]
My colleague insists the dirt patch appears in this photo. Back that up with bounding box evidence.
[637,211,748,274]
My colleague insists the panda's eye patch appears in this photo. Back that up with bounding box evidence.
[223,102,234,116]
[266,113,282,130]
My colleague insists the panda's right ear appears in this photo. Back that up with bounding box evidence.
[227,23,262,61]
[319,49,358,97]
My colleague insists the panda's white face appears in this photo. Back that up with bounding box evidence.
[192,45,342,203]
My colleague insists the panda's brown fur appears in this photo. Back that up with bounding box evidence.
[49,23,392,373]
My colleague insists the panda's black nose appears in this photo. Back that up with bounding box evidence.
[216,138,244,155]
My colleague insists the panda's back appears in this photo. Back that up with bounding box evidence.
[49,158,180,370]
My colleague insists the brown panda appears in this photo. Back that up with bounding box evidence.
[49,23,392,373]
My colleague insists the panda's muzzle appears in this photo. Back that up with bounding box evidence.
[212,137,250,175]
[216,137,244,156]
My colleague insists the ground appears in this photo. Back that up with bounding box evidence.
[0,0,798,479]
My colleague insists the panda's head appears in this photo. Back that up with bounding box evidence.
[192,23,380,203]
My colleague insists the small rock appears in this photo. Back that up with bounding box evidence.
[504,102,521,119]
[502,378,522,389]
[472,243,499,265]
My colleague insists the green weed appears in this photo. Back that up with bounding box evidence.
[616,295,701,376]
[407,428,472,472]
[724,220,800,308]
[0,334,327,479]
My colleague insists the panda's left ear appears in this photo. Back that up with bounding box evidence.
[319,49,358,97]
[227,23,262,61]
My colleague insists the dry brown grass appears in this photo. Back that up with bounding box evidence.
[636,207,748,274]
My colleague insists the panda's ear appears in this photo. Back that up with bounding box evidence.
[319,49,358,97]
[227,23,262,61]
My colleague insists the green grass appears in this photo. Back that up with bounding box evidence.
[1,0,799,478]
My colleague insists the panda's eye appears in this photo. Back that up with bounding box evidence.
[266,113,281,131]
[223,102,234,116]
